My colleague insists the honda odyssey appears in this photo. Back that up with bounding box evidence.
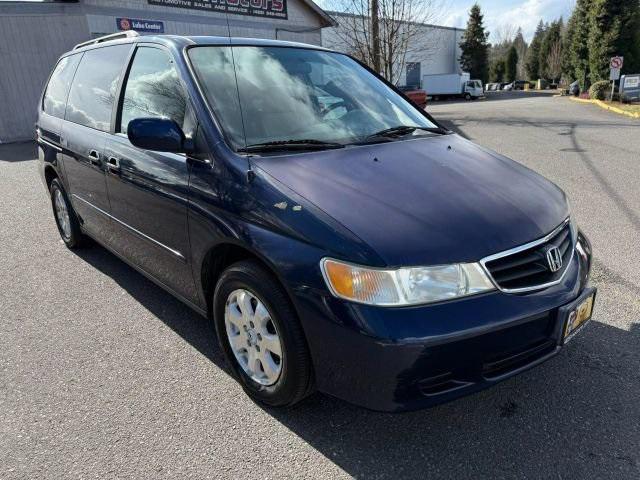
[37,32,595,411]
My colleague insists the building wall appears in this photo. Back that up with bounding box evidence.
[322,14,464,87]
[0,7,90,143]
[83,0,323,42]
[0,0,327,142]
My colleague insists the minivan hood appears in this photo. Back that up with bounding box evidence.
[252,134,568,266]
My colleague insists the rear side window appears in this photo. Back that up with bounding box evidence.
[119,47,187,133]
[66,44,131,132]
[43,54,81,118]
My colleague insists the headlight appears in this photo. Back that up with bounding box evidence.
[321,258,495,306]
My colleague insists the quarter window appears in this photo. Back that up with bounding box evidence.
[119,47,187,133]
[66,45,131,132]
[43,54,81,119]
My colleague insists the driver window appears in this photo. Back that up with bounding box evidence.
[119,47,187,134]
[313,86,347,120]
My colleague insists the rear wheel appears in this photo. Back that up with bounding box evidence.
[213,260,314,407]
[50,178,84,249]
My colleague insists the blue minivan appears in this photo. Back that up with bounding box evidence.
[37,32,595,412]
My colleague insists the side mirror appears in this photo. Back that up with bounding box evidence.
[127,117,189,153]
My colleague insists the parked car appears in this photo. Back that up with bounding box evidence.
[620,74,640,103]
[512,80,530,90]
[37,32,595,412]
[568,81,581,97]
[398,85,427,108]
[503,82,514,91]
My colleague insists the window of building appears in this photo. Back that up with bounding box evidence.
[405,62,421,89]
[66,44,131,131]
[42,54,82,119]
[119,47,187,134]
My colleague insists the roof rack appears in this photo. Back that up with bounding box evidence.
[73,31,140,50]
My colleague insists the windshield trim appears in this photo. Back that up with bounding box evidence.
[184,44,448,155]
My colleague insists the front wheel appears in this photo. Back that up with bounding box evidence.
[213,260,314,407]
[464,93,472,100]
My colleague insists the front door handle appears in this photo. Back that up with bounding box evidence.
[107,156,120,173]
[88,149,101,166]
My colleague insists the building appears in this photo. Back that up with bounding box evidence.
[322,12,464,87]
[0,0,334,143]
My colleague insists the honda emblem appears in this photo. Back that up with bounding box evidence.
[546,246,563,272]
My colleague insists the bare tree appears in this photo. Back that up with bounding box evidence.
[493,23,517,46]
[547,39,563,83]
[325,0,444,84]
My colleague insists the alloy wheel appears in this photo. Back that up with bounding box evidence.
[54,189,71,240]
[224,289,283,386]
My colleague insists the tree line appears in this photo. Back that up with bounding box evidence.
[459,1,640,87]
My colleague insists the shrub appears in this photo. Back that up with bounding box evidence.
[589,80,611,100]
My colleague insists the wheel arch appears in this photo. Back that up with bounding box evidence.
[44,165,59,190]
[200,240,302,323]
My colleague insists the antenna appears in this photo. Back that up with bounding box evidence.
[224,4,249,154]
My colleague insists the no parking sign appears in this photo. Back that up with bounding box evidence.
[610,56,624,80]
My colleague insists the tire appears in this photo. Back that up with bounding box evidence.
[213,260,314,407]
[464,93,472,100]
[50,178,84,249]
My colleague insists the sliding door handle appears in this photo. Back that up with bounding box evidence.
[107,156,120,173]
[88,149,101,165]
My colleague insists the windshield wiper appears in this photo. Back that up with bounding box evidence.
[364,125,449,141]
[237,139,345,153]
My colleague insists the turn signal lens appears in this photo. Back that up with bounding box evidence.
[321,258,495,307]
[322,259,399,305]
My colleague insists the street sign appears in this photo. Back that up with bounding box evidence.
[610,68,621,80]
[610,56,624,69]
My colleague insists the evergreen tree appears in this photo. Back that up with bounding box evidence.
[569,0,591,89]
[459,4,490,83]
[539,19,563,80]
[562,12,577,80]
[490,58,506,82]
[513,28,528,80]
[588,0,640,82]
[505,46,519,82]
[525,21,545,80]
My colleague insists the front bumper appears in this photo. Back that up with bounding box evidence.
[292,232,593,412]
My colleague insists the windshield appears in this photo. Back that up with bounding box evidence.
[188,46,439,150]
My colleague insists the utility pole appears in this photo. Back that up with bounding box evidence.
[371,0,381,74]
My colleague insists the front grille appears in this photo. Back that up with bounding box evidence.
[484,221,573,291]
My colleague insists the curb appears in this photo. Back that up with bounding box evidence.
[569,96,640,119]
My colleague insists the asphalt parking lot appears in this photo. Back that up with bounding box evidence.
[2,92,639,479]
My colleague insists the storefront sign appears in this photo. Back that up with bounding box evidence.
[117,17,165,33]
[148,0,287,20]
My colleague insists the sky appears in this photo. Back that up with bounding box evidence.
[437,0,574,42]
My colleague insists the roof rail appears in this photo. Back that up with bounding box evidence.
[73,31,140,50]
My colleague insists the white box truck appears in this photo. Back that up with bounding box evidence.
[423,72,484,100]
